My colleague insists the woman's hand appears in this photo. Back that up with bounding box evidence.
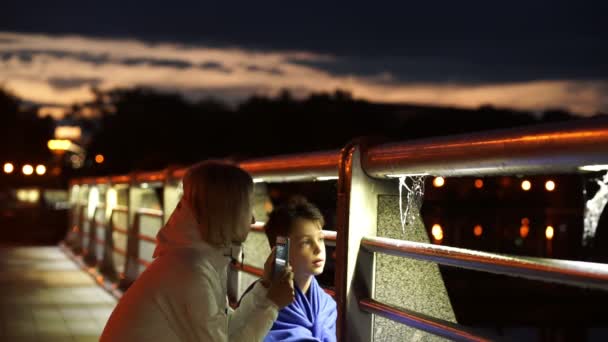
[261,247,275,288]
[262,248,295,309]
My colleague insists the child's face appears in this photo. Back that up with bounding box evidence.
[289,218,326,278]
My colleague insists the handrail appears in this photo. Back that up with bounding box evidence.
[239,149,341,182]
[138,234,156,244]
[109,207,128,235]
[250,222,265,232]
[111,205,128,213]
[364,118,608,177]
[113,226,128,235]
[138,258,151,267]
[113,246,127,256]
[362,236,608,291]
[133,209,162,244]
[359,298,493,342]
[110,175,132,184]
[135,208,164,218]
[94,176,111,184]
[135,170,167,183]
[232,262,265,277]
[322,230,337,242]
[73,150,341,185]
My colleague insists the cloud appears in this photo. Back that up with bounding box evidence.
[199,61,232,73]
[48,77,103,90]
[246,65,284,76]
[0,31,606,116]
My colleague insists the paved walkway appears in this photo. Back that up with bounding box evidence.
[0,246,116,341]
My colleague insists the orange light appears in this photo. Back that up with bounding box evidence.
[520,225,529,238]
[3,162,14,174]
[95,154,105,164]
[545,180,556,192]
[521,180,531,191]
[545,226,554,240]
[431,224,444,241]
[22,164,33,176]
[35,165,46,175]
[433,177,445,188]
[473,224,483,237]
[474,179,484,189]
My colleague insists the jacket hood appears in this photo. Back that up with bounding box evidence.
[153,198,208,258]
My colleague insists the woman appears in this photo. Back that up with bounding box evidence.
[101,161,294,341]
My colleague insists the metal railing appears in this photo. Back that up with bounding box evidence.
[239,149,340,182]
[133,208,163,269]
[359,298,492,342]
[364,118,608,177]
[66,118,608,341]
[341,118,608,341]
[362,236,608,291]
[109,206,129,280]
[357,236,608,341]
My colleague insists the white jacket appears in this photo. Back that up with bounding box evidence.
[101,199,278,341]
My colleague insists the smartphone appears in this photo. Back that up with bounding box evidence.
[273,236,290,279]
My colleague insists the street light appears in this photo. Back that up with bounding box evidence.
[473,224,483,237]
[433,177,445,188]
[546,226,554,240]
[36,165,46,175]
[22,164,34,176]
[431,224,444,241]
[3,162,14,174]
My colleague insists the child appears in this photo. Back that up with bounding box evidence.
[247,196,337,342]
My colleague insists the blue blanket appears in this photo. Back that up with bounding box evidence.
[264,277,337,342]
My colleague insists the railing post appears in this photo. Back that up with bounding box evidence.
[68,205,86,254]
[120,211,141,290]
[84,205,103,266]
[100,207,118,280]
[336,143,392,342]
[336,140,457,341]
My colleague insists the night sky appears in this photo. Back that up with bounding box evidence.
[2,1,607,116]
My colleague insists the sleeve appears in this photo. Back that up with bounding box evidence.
[228,281,279,342]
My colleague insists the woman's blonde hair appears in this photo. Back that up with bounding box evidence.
[182,160,253,247]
